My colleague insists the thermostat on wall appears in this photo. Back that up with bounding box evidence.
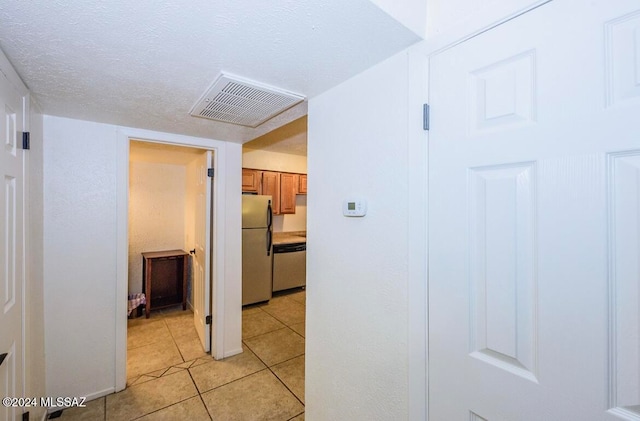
[343,199,367,217]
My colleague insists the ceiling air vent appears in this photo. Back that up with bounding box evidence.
[190,73,305,128]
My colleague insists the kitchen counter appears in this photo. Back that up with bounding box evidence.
[273,231,306,245]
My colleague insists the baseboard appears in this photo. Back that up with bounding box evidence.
[222,347,243,359]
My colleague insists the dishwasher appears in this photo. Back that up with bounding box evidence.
[272,242,306,292]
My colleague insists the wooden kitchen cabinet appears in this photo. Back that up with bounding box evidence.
[297,174,307,194]
[279,173,297,214]
[242,168,261,193]
[261,171,281,214]
[243,168,306,214]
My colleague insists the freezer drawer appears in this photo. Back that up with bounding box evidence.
[272,243,306,292]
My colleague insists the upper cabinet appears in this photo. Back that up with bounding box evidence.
[261,171,281,214]
[279,173,297,214]
[242,168,261,193]
[242,168,307,215]
[297,174,307,195]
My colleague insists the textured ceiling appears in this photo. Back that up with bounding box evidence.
[0,1,419,144]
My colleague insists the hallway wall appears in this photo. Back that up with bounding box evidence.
[44,116,119,399]
[42,115,243,399]
[306,48,416,420]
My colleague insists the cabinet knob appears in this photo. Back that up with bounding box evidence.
[189,249,196,255]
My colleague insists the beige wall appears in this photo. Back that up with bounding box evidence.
[242,148,307,173]
[128,161,187,294]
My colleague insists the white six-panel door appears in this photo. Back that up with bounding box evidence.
[0,63,24,420]
[428,0,640,419]
[193,150,212,352]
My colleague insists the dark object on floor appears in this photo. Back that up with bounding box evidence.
[48,410,63,419]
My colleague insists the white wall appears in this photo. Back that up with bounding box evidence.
[44,116,119,399]
[43,115,243,399]
[306,49,418,420]
[221,144,243,358]
[128,161,187,294]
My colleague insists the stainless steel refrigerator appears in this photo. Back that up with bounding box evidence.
[242,195,273,305]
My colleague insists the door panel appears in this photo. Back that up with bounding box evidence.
[261,172,280,214]
[468,162,537,381]
[428,1,640,419]
[0,69,24,420]
[608,151,640,418]
[193,151,212,352]
[279,173,296,214]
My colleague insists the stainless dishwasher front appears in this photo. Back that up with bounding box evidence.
[272,242,306,292]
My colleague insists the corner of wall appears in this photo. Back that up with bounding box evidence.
[369,0,428,39]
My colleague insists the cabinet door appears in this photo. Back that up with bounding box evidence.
[298,174,307,194]
[261,171,280,214]
[242,168,261,192]
[280,173,297,214]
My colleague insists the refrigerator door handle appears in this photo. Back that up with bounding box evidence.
[267,229,272,256]
[267,200,273,229]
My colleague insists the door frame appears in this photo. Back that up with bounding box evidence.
[114,127,233,391]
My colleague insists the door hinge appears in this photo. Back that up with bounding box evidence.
[423,104,430,131]
[206,315,212,325]
[22,131,30,150]
[207,168,214,178]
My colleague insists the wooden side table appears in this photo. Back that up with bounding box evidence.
[142,250,189,318]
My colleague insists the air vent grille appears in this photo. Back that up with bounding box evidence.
[190,74,305,127]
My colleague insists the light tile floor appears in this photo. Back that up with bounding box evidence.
[54,289,306,421]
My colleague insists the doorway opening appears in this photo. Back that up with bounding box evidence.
[125,140,213,385]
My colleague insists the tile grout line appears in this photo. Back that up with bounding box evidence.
[241,335,305,408]
[194,366,272,396]
[239,290,306,408]
[187,368,214,421]
[287,410,306,421]
[128,394,203,421]
[268,363,305,407]
[116,295,306,419]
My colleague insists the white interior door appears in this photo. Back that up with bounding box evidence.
[428,0,640,419]
[0,67,25,419]
[193,150,212,352]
